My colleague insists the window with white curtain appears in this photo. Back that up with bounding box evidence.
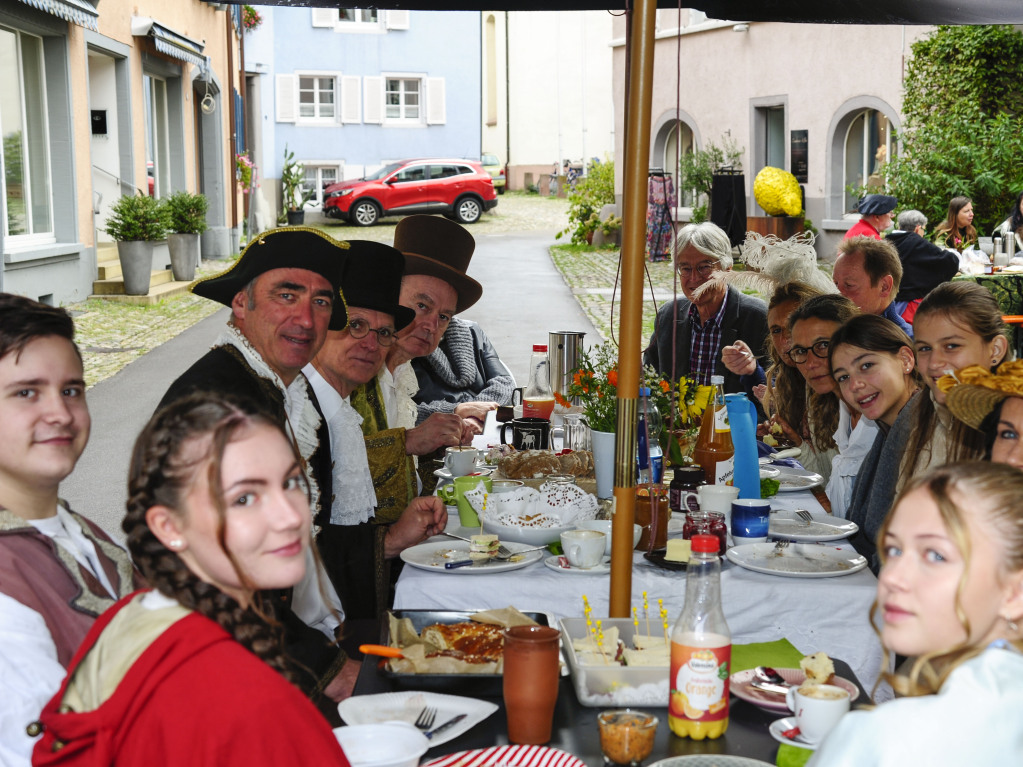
[0,26,53,240]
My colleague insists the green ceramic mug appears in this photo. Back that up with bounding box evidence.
[449,474,493,527]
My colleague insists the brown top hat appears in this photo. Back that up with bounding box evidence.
[393,215,482,313]
[192,227,355,330]
[941,360,1023,430]
[341,241,416,332]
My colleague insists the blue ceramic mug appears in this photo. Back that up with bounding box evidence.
[731,498,771,544]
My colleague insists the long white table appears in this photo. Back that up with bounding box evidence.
[396,490,887,697]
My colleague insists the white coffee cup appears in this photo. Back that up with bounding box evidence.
[491,479,524,494]
[697,485,740,534]
[444,446,479,477]
[785,684,851,744]
[560,529,606,569]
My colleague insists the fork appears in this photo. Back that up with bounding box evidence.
[414,706,437,730]
[794,509,814,526]
[494,543,549,561]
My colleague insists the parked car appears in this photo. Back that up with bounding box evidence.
[481,153,506,194]
[323,158,498,226]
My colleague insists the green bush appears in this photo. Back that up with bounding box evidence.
[104,193,169,241]
[557,159,616,244]
[164,191,208,235]
[886,25,1023,235]
[678,136,744,217]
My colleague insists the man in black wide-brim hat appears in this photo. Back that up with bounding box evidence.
[304,242,447,621]
[158,226,362,702]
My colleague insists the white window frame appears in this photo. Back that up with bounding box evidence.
[312,8,387,34]
[1,26,54,247]
[300,162,342,209]
[296,71,338,123]
[842,108,896,215]
[383,74,424,126]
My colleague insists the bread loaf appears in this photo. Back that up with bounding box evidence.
[558,450,595,477]
[498,450,562,478]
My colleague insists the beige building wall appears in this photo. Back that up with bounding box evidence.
[485,11,615,191]
[612,15,931,258]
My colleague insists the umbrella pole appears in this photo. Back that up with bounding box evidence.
[610,0,657,618]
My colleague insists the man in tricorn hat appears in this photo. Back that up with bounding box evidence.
[350,215,486,503]
[305,243,446,619]
[159,227,358,701]
[845,193,897,240]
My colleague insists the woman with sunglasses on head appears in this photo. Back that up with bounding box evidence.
[31,394,351,766]
[785,294,869,517]
[809,462,1023,766]
[899,282,1010,491]
[829,315,921,570]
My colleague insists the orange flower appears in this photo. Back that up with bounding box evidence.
[608,369,618,388]
[659,379,670,394]
[554,391,572,408]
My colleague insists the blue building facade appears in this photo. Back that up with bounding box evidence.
[246,7,482,213]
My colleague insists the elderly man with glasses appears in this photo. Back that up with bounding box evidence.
[644,222,769,397]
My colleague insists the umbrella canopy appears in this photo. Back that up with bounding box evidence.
[221,1,1023,25]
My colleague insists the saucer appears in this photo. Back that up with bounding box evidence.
[768,717,815,749]
[543,554,611,575]
[433,465,495,480]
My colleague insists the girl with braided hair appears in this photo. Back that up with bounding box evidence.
[32,394,351,765]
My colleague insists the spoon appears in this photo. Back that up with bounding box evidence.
[750,666,791,696]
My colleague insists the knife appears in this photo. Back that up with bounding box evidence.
[444,558,486,569]
[424,714,468,739]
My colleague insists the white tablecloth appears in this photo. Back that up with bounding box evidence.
[395,489,886,695]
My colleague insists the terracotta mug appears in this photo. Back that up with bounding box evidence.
[503,625,561,744]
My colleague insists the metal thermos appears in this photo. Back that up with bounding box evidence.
[548,331,586,406]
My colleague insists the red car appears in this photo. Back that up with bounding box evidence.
[323,158,498,226]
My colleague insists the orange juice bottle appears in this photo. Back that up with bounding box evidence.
[522,344,556,420]
[669,534,731,739]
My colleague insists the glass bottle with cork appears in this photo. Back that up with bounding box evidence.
[669,534,731,740]
[522,344,555,420]
[691,375,734,485]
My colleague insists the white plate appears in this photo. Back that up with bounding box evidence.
[768,717,815,748]
[425,745,587,767]
[769,512,859,542]
[400,540,544,574]
[729,668,860,713]
[760,466,780,479]
[482,517,575,546]
[338,692,498,748]
[773,465,824,492]
[433,465,495,480]
[543,554,611,575]
[650,757,776,767]
[725,542,868,578]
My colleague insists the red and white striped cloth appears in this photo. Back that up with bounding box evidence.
[424,745,586,767]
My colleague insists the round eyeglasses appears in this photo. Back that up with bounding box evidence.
[677,261,718,279]
[348,318,396,346]
[787,340,830,364]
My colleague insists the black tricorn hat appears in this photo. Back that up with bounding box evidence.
[192,227,352,330]
[341,241,415,331]
[857,194,898,216]
[393,215,482,313]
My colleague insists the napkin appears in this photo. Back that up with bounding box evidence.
[731,638,804,674]
[465,481,599,529]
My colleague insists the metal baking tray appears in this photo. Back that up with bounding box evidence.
[379,609,553,692]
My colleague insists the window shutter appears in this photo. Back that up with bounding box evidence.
[385,10,410,29]
[363,76,384,124]
[312,9,338,28]
[341,76,361,124]
[275,74,297,122]
[426,77,446,125]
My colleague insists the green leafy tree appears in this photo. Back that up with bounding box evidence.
[557,159,616,245]
[885,26,1023,235]
[677,136,743,223]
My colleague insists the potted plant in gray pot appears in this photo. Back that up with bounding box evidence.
[281,144,314,226]
[104,193,169,296]
[164,191,208,281]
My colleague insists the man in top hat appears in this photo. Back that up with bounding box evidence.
[845,194,897,240]
[350,215,482,507]
[304,243,446,619]
[159,227,357,700]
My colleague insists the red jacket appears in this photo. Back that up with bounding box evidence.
[32,592,351,767]
[844,218,882,240]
